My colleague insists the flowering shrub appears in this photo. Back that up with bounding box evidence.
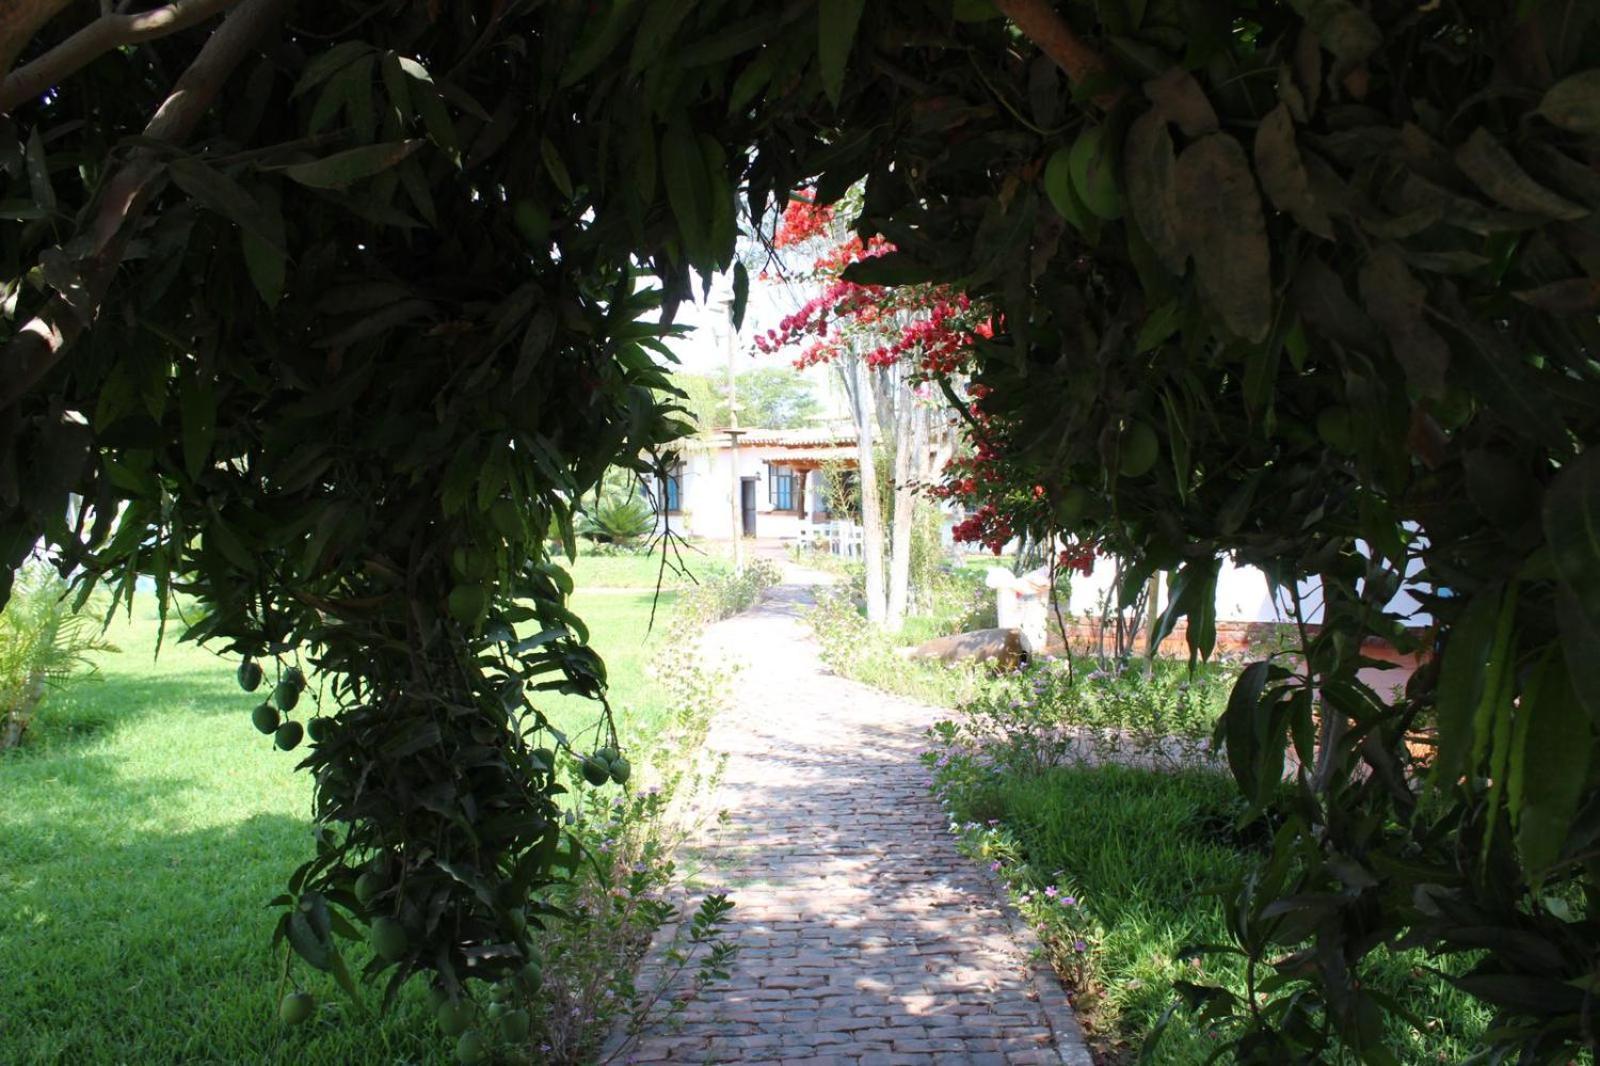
[945,818,1102,1000]
[759,192,1107,564]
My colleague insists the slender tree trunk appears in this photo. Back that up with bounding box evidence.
[885,404,925,630]
[842,357,888,623]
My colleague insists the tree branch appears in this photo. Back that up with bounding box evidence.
[0,0,73,81]
[0,0,287,413]
[2,0,242,115]
[990,0,1123,108]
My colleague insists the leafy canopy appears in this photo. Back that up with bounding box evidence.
[3,0,1600,1059]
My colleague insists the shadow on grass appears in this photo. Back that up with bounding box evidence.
[0,811,445,1066]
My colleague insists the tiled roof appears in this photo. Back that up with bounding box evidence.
[691,426,857,448]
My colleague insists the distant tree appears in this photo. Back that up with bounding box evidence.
[670,368,823,431]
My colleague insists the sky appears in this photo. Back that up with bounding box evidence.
[659,261,850,422]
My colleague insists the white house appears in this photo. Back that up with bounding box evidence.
[650,425,859,541]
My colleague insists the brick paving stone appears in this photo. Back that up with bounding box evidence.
[621,570,1095,1065]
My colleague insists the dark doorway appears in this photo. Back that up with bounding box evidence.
[740,478,757,537]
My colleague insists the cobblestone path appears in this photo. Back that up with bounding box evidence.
[626,573,1093,1065]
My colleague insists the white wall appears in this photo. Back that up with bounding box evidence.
[660,444,843,539]
[1062,551,1431,627]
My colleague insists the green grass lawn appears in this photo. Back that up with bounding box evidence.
[561,540,732,589]
[957,765,1491,1064]
[0,574,688,1065]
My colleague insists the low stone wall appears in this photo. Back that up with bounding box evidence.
[1043,616,1428,702]
[1043,618,1298,658]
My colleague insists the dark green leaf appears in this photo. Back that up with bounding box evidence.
[1431,586,1501,787]
[1358,244,1448,398]
[818,0,867,107]
[179,372,216,481]
[287,907,333,971]
[1143,67,1218,137]
[1538,70,1600,134]
[1124,111,1184,272]
[1511,651,1590,877]
[731,261,750,332]
[1253,102,1333,239]
[1545,447,1600,721]
[1175,133,1273,342]
[167,159,286,253]
[1454,127,1588,221]
[278,140,424,189]
[1220,660,1273,803]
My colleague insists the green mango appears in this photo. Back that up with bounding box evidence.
[1069,125,1123,220]
[274,721,304,751]
[237,660,263,692]
[370,916,409,962]
[251,702,280,735]
[278,991,314,1026]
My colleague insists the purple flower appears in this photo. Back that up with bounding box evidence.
[986,819,999,826]
[1061,896,1077,907]
[1073,939,1087,953]
[990,861,1002,872]
[1043,886,1058,899]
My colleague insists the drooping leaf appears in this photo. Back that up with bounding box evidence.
[660,122,707,262]
[629,0,699,73]
[1289,0,1381,78]
[278,140,425,189]
[1544,447,1600,722]
[167,159,285,254]
[1454,127,1588,221]
[241,182,287,308]
[1124,111,1185,272]
[287,906,334,971]
[818,0,867,107]
[1358,244,1448,398]
[731,261,750,332]
[540,137,574,201]
[1253,102,1333,239]
[397,58,460,162]
[1174,133,1273,342]
[179,371,216,482]
[1143,67,1218,136]
[1432,586,1502,787]
[1511,651,1591,878]
[1218,660,1274,804]
[560,0,639,87]
[1538,70,1600,134]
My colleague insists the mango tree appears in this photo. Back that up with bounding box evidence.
[5,0,1600,1062]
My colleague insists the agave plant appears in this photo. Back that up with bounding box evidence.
[0,561,116,750]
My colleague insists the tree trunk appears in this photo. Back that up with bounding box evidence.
[1,669,46,750]
[885,404,925,630]
[846,359,888,623]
